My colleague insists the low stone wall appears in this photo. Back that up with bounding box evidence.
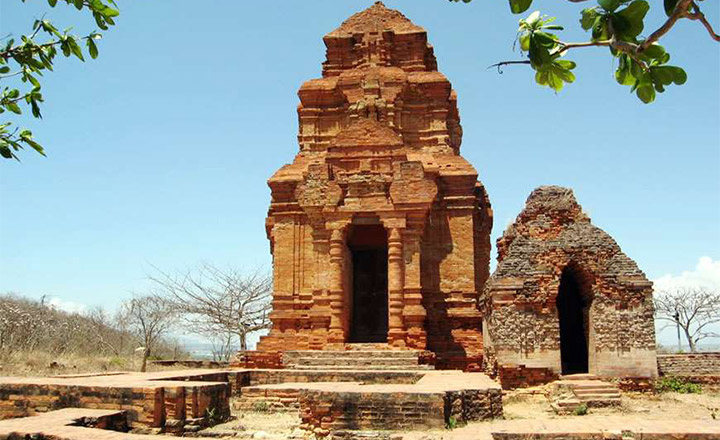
[235,386,301,412]
[240,369,421,387]
[150,360,229,369]
[657,352,720,377]
[231,351,283,369]
[0,378,231,434]
[300,390,446,436]
[0,383,162,427]
[299,386,502,437]
[445,389,503,423]
[497,365,558,389]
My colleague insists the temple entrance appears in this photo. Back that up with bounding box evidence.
[348,224,388,343]
[557,266,590,374]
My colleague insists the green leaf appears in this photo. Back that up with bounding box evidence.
[73,0,83,10]
[555,59,576,70]
[23,137,45,155]
[580,8,599,30]
[510,0,533,14]
[528,36,551,67]
[642,44,666,61]
[519,34,530,51]
[87,38,99,59]
[0,66,9,74]
[102,7,120,17]
[592,16,609,40]
[68,38,85,61]
[598,0,620,12]
[0,143,13,159]
[526,11,541,27]
[615,0,649,39]
[664,0,679,16]
[7,102,22,114]
[660,65,687,84]
[533,32,556,48]
[636,83,656,103]
[47,0,58,7]
[615,56,636,86]
[60,40,71,57]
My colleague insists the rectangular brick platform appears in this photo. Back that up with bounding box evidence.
[0,370,231,432]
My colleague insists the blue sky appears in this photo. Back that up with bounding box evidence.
[1,1,719,345]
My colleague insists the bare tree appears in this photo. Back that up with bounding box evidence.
[654,287,720,352]
[148,264,272,357]
[120,294,177,372]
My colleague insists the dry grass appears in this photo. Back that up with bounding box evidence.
[0,351,185,377]
[202,400,302,439]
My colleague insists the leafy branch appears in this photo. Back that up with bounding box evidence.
[1,0,119,161]
[452,0,719,103]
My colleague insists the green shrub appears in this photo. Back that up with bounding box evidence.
[252,401,270,412]
[445,415,458,430]
[573,403,588,416]
[108,356,126,368]
[655,376,702,394]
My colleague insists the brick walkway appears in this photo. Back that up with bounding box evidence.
[0,408,160,440]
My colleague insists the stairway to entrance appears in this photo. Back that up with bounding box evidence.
[283,348,432,370]
[551,374,622,411]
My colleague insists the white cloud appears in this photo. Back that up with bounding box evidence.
[653,256,720,292]
[47,297,87,314]
[653,257,720,350]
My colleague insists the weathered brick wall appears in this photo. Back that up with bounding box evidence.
[0,381,230,433]
[445,388,503,422]
[0,384,162,427]
[231,351,283,369]
[235,387,300,412]
[256,3,492,370]
[299,390,445,437]
[484,186,658,381]
[657,353,720,377]
[299,386,502,437]
[496,365,558,390]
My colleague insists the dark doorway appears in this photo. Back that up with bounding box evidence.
[557,266,590,374]
[348,225,388,343]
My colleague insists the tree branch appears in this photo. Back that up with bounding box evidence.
[686,4,720,42]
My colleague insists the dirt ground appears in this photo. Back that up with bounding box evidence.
[202,403,302,439]
[503,385,720,421]
[202,386,720,439]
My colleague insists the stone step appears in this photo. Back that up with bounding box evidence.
[572,387,620,394]
[289,356,420,367]
[285,364,434,371]
[553,398,582,409]
[559,373,599,381]
[344,343,398,351]
[285,350,422,359]
[577,394,622,402]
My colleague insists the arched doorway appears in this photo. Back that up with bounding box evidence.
[557,265,591,374]
[347,224,388,343]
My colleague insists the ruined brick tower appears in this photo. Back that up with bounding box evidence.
[256,2,492,369]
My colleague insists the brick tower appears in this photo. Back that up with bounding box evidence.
[256,2,492,370]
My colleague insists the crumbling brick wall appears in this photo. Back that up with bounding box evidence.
[483,186,657,382]
[658,353,720,377]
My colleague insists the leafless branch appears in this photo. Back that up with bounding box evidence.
[148,263,272,352]
[654,286,720,352]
